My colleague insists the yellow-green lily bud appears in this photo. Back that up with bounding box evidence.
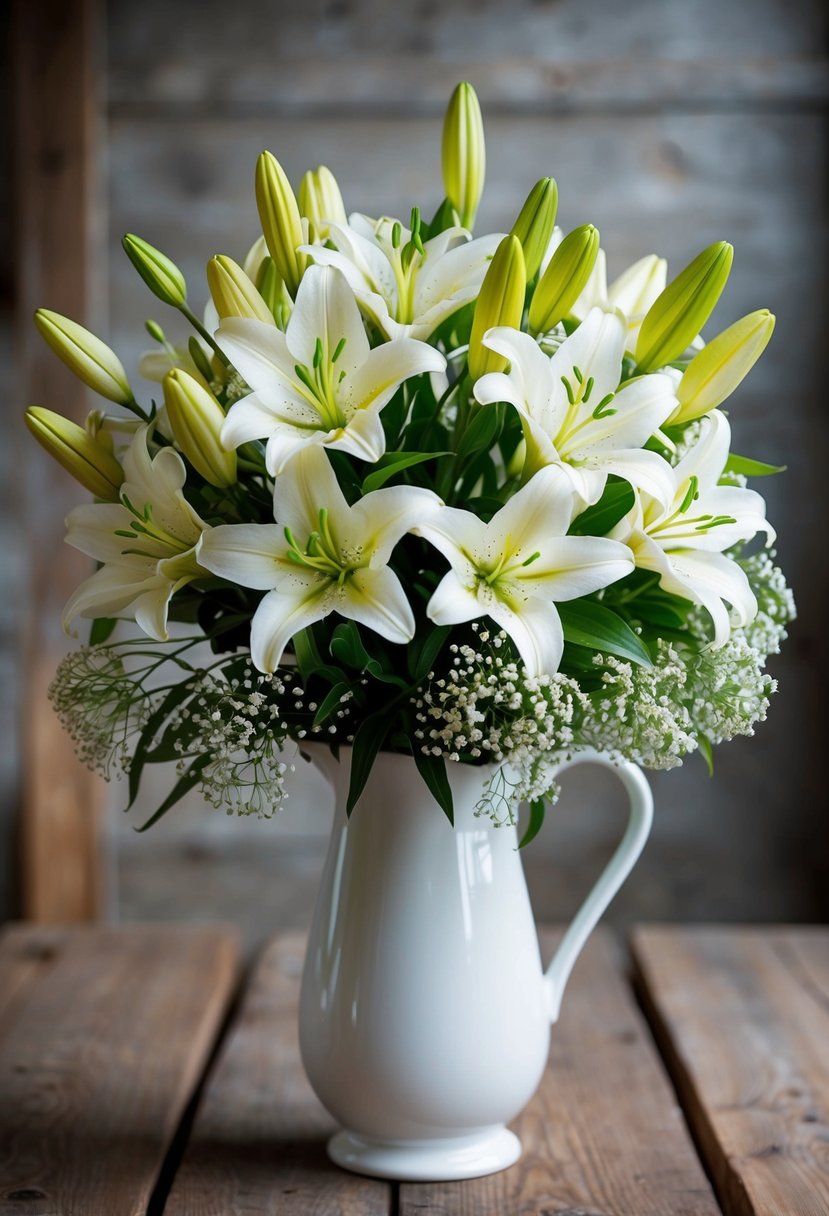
[207,255,275,325]
[510,177,558,281]
[122,234,188,308]
[672,308,775,424]
[528,224,600,334]
[25,406,124,500]
[442,82,485,230]
[163,369,237,487]
[635,240,734,372]
[255,256,285,323]
[34,309,132,405]
[468,235,526,381]
[255,151,307,298]
[298,165,347,238]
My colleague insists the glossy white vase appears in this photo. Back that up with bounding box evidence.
[299,746,652,1182]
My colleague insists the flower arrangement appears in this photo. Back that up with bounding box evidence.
[32,83,795,835]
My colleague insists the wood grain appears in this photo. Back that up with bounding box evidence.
[397,927,720,1215]
[164,932,390,1215]
[632,926,829,1216]
[12,0,106,921]
[106,0,828,113]
[0,924,239,1215]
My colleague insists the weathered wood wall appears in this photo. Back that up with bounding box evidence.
[9,0,829,928]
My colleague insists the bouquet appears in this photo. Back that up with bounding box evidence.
[31,83,795,836]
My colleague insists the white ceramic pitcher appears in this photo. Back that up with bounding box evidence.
[299,746,652,1182]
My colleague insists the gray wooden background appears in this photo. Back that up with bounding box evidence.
[6,0,829,938]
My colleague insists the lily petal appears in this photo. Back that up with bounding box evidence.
[250,583,330,672]
[487,595,565,677]
[285,263,369,376]
[199,523,286,589]
[344,566,415,643]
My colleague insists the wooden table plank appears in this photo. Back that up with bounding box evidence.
[164,932,390,1215]
[400,928,721,1215]
[0,924,239,1215]
[632,926,829,1216]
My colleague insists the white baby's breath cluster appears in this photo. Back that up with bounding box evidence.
[168,665,295,818]
[48,645,161,778]
[580,644,697,771]
[737,549,796,656]
[680,635,775,747]
[413,626,588,822]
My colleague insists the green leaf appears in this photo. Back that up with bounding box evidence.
[457,404,502,458]
[361,450,450,494]
[347,713,392,815]
[89,617,117,645]
[518,799,546,849]
[313,681,352,727]
[697,734,714,777]
[569,480,635,536]
[330,621,373,669]
[559,601,652,667]
[723,453,786,478]
[127,682,196,810]
[412,747,454,824]
[134,756,210,832]
[409,624,453,683]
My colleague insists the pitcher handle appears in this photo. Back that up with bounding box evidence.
[544,748,653,1023]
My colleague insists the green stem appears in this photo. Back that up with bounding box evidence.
[179,304,231,367]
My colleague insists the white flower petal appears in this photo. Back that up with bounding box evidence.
[338,339,446,418]
[565,373,677,455]
[673,410,732,493]
[323,406,387,464]
[217,318,311,414]
[62,564,171,639]
[577,448,676,509]
[487,465,578,555]
[349,486,441,567]
[413,507,489,579]
[285,264,369,375]
[487,596,565,677]
[64,503,135,562]
[549,307,626,407]
[516,536,634,600]
[221,391,318,452]
[198,523,286,589]
[344,567,415,643]
[663,550,757,647]
[273,444,349,540]
[250,584,330,673]
[426,570,483,625]
[607,254,666,320]
[413,233,502,323]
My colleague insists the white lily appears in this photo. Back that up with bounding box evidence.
[414,465,634,676]
[198,445,438,672]
[540,231,667,351]
[217,264,445,474]
[63,426,208,641]
[474,308,677,507]
[302,213,503,341]
[610,412,774,646]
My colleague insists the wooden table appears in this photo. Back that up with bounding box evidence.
[0,925,826,1215]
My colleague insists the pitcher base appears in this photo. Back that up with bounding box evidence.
[327,1125,521,1181]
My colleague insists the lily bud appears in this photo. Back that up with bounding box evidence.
[255,256,285,322]
[468,235,526,381]
[34,309,132,405]
[672,309,775,424]
[163,369,237,487]
[442,81,486,230]
[510,178,558,281]
[255,151,307,298]
[635,240,734,372]
[298,165,347,238]
[528,224,600,334]
[122,234,188,308]
[25,406,124,500]
[207,255,275,325]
